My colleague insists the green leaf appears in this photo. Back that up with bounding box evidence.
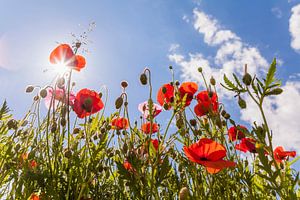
[223,74,236,89]
[265,58,276,88]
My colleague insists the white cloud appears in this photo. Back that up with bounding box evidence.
[169,9,268,97]
[182,15,190,23]
[168,9,300,153]
[271,7,283,19]
[289,4,300,52]
[241,81,300,152]
[169,43,180,53]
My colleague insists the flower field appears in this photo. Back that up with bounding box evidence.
[0,42,299,200]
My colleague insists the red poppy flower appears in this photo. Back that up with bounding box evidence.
[235,138,257,153]
[151,139,159,151]
[30,160,37,169]
[73,88,104,118]
[157,83,174,110]
[194,91,218,117]
[49,44,86,72]
[123,161,133,171]
[111,117,129,130]
[30,194,40,200]
[183,138,236,174]
[178,82,198,106]
[141,122,159,134]
[228,125,247,141]
[274,146,296,163]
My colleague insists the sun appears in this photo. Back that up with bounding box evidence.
[52,61,71,76]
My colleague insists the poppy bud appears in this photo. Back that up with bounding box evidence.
[179,187,189,200]
[73,127,80,134]
[123,143,128,152]
[163,103,169,110]
[75,42,81,48]
[266,88,283,96]
[51,123,57,133]
[224,113,231,119]
[60,118,66,127]
[7,119,17,130]
[189,119,197,127]
[64,149,72,158]
[124,102,128,107]
[100,128,106,133]
[242,73,252,86]
[140,73,148,85]
[57,77,65,89]
[115,97,123,109]
[238,97,247,109]
[72,82,76,87]
[98,92,103,98]
[121,81,128,88]
[33,95,39,101]
[176,118,184,129]
[197,67,202,73]
[25,85,34,93]
[175,81,180,86]
[210,76,216,86]
[221,110,227,117]
[39,89,48,98]
[169,65,173,70]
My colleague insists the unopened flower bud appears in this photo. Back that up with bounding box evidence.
[60,118,66,127]
[140,73,148,85]
[115,97,123,109]
[197,67,202,73]
[73,127,80,134]
[121,81,128,88]
[210,77,216,86]
[179,187,189,200]
[238,97,247,109]
[189,119,197,126]
[25,85,34,93]
[51,123,57,133]
[242,73,252,86]
[224,113,231,119]
[163,103,169,110]
[57,77,65,88]
[39,89,48,98]
[64,149,72,158]
[33,95,39,101]
[266,88,283,96]
[75,42,81,48]
[175,81,180,86]
[7,119,17,130]
[169,66,173,70]
[221,110,227,117]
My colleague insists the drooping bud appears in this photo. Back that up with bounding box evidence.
[266,88,283,96]
[221,110,227,117]
[189,119,197,127]
[7,119,17,130]
[140,73,148,85]
[115,97,123,109]
[25,85,34,93]
[224,113,231,119]
[73,127,80,134]
[64,149,72,158]
[179,187,189,200]
[242,73,252,86]
[60,118,66,127]
[210,76,216,86]
[57,77,65,88]
[121,81,128,88]
[238,97,247,109]
[175,81,180,86]
[51,123,57,133]
[39,88,48,98]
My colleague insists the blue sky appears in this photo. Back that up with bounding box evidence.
[1,1,300,161]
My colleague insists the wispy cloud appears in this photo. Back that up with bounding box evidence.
[289,4,300,52]
[271,7,283,19]
[168,9,300,152]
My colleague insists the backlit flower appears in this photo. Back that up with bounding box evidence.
[123,161,133,171]
[141,122,159,134]
[178,82,198,106]
[274,146,296,163]
[49,44,86,72]
[194,91,218,117]
[235,138,257,153]
[157,83,174,110]
[228,125,247,141]
[184,138,236,174]
[73,88,104,118]
[138,101,162,119]
[111,117,129,130]
[45,88,75,109]
[151,139,159,151]
[30,193,40,200]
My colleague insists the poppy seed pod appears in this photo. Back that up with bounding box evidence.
[210,76,216,86]
[242,73,252,86]
[238,97,247,109]
[25,85,34,93]
[179,187,189,200]
[39,89,48,98]
[140,73,148,85]
[115,97,123,109]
